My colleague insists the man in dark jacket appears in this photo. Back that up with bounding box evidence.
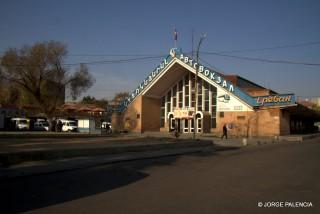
[221,124,228,139]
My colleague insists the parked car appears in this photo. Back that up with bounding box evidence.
[59,119,78,132]
[10,118,30,130]
[34,120,49,131]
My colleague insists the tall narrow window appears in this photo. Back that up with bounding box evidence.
[210,85,217,128]
[166,91,171,113]
[172,85,177,109]
[204,81,209,111]
[160,96,165,127]
[184,73,189,107]
[178,80,183,108]
[197,79,202,111]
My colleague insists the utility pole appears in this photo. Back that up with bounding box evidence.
[193,34,206,139]
[191,29,194,58]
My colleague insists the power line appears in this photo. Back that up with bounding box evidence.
[2,40,320,57]
[0,55,167,67]
[200,52,320,67]
[65,55,166,66]
[67,53,166,57]
[1,39,320,67]
[208,41,320,54]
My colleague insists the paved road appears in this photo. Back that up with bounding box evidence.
[1,138,319,214]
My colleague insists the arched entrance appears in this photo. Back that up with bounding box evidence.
[168,113,175,132]
[195,112,203,133]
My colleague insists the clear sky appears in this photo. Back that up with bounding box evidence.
[1,0,319,100]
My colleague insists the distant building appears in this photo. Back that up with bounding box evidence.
[57,103,106,117]
[111,48,320,136]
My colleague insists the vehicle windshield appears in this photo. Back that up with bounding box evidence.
[42,121,49,126]
[19,120,27,124]
[69,122,77,126]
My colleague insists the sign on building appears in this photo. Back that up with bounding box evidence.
[173,107,195,119]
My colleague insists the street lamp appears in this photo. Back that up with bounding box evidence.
[193,34,206,139]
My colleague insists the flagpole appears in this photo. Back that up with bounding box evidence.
[174,28,177,48]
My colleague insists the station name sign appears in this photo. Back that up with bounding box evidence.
[122,55,173,108]
[255,94,295,106]
[177,53,234,93]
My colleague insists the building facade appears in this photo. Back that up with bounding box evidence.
[112,48,320,137]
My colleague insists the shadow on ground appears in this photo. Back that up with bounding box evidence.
[0,145,240,213]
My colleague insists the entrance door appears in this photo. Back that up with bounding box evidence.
[197,118,202,133]
[190,119,194,133]
[172,118,200,133]
[170,117,175,132]
[183,119,189,133]
[170,118,181,132]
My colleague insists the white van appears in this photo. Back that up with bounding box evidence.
[11,118,30,130]
[59,119,78,132]
[34,119,49,131]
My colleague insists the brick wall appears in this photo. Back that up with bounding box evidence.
[211,108,288,137]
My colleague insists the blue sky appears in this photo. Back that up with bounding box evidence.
[1,0,320,100]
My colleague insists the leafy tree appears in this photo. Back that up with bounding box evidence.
[0,81,21,106]
[81,95,109,109]
[112,92,129,105]
[0,41,95,121]
[95,98,109,109]
[81,95,96,104]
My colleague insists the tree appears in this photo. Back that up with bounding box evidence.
[0,41,95,121]
[0,80,21,107]
[81,95,109,109]
[81,95,96,104]
[112,92,129,105]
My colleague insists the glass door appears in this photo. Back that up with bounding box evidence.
[170,117,175,132]
[183,119,189,133]
[197,118,202,133]
[190,119,194,133]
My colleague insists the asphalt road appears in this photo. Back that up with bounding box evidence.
[1,138,319,214]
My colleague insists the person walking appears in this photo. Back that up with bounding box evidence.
[221,124,228,139]
[58,120,63,132]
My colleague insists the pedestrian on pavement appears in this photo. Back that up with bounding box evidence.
[174,120,180,138]
[58,120,63,132]
[52,119,57,132]
[106,123,110,134]
[221,124,228,139]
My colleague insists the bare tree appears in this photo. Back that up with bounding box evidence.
[0,41,95,123]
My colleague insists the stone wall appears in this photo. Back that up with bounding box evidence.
[211,108,289,137]
[120,96,143,132]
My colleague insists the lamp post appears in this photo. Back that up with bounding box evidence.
[193,34,206,139]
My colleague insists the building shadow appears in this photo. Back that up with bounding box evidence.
[0,164,148,213]
[0,155,181,213]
